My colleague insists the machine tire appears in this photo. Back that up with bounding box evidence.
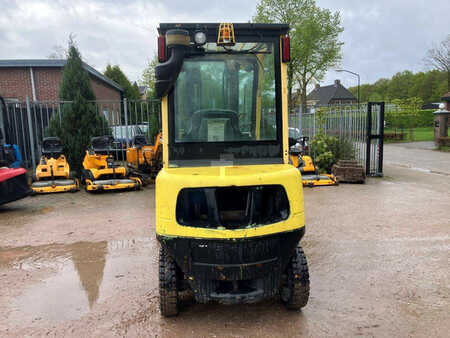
[82,170,94,185]
[281,246,310,310]
[159,245,179,317]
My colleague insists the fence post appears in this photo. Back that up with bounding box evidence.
[366,103,372,176]
[124,98,129,148]
[26,96,36,169]
[378,102,385,176]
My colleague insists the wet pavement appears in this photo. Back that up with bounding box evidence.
[0,162,449,337]
[384,142,450,175]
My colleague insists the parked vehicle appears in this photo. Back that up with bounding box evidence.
[0,95,32,205]
[110,125,145,147]
[155,23,309,316]
[31,137,79,194]
[82,136,142,192]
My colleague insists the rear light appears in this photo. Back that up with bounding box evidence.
[282,35,290,62]
[158,36,166,62]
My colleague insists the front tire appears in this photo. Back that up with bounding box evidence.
[159,245,179,317]
[281,246,310,310]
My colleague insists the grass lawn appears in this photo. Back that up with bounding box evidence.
[385,127,434,143]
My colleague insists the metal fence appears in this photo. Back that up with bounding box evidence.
[289,102,385,176]
[0,97,161,169]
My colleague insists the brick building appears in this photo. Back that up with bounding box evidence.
[0,59,123,102]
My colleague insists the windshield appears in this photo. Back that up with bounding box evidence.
[174,42,276,143]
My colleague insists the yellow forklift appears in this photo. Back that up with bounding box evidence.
[126,132,162,180]
[82,136,142,192]
[155,23,309,316]
[31,137,79,194]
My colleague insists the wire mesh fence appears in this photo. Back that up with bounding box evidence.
[0,97,161,169]
[289,103,384,176]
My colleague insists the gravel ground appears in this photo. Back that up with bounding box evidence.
[0,161,449,337]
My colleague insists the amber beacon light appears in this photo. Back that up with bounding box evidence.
[217,23,235,46]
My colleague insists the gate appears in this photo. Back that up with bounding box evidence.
[290,102,385,176]
[0,97,161,169]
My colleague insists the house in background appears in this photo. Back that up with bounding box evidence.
[0,59,123,102]
[138,85,148,100]
[306,79,357,107]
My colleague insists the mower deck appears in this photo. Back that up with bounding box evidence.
[85,177,142,191]
[31,179,79,194]
[302,173,338,187]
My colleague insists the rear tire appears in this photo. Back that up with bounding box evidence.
[281,246,310,310]
[159,245,179,317]
[82,169,94,185]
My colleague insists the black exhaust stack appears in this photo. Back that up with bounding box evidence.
[155,29,190,98]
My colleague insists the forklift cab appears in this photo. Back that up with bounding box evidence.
[154,23,309,316]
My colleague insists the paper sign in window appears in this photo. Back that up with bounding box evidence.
[207,119,227,142]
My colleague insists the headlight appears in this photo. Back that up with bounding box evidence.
[194,31,207,45]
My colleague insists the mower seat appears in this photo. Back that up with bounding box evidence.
[41,137,64,158]
[90,136,114,155]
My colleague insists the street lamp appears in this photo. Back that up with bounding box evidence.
[336,69,360,109]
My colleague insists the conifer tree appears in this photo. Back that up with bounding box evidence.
[47,37,108,173]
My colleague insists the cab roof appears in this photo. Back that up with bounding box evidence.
[158,23,289,37]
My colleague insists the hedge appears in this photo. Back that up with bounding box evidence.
[385,109,435,129]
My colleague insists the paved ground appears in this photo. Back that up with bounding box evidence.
[384,141,450,175]
[0,147,449,337]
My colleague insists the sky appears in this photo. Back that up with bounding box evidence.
[0,0,448,91]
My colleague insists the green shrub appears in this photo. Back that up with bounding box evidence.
[310,133,355,173]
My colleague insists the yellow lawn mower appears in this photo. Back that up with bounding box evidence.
[289,135,337,187]
[82,136,142,192]
[31,137,79,194]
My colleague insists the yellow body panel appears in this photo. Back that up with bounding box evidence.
[155,164,304,239]
[35,155,70,180]
[281,60,289,164]
[82,151,127,179]
[162,96,169,168]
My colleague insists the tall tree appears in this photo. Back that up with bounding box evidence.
[254,0,343,112]
[349,69,447,103]
[47,37,108,173]
[104,64,140,100]
[424,35,450,91]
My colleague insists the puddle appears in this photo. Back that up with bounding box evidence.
[0,238,156,323]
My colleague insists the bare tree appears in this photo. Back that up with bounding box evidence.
[425,35,450,91]
[47,44,67,59]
